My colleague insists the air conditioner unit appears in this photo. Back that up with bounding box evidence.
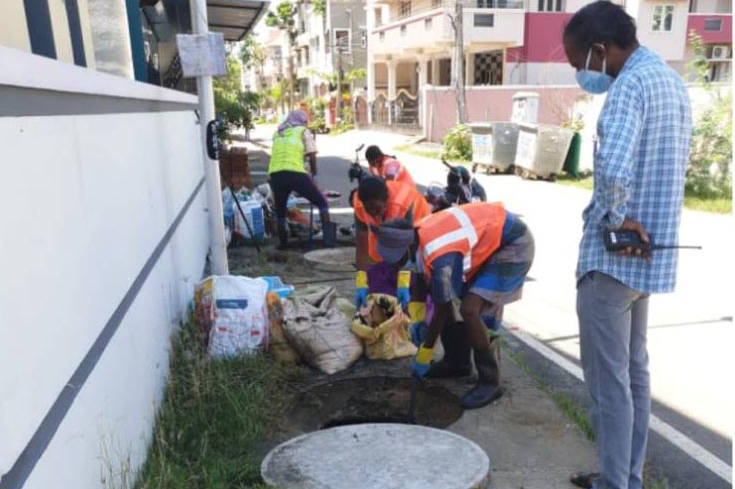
[711,45,730,60]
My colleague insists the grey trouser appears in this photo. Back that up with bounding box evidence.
[577,271,651,489]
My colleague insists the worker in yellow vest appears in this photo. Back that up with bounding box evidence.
[269,110,335,249]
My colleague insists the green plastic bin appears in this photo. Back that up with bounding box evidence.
[563,132,582,178]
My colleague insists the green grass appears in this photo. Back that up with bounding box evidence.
[555,174,595,191]
[134,322,300,489]
[683,194,732,213]
[393,143,472,165]
[394,143,443,161]
[555,175,732,214]
[504,344,670,489]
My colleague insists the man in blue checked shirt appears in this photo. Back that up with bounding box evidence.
[562,3,692,489]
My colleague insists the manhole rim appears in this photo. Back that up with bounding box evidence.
[261,423,490,489]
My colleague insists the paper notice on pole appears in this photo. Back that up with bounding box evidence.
[176,33,227,77]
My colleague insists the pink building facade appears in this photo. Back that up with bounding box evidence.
[364,0,732,128]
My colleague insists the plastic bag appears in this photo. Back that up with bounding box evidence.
[194,276,269,358]
[351,294,417,360]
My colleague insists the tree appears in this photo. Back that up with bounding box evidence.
[266,1,298,109]
[686,31,710,85]
[312,0,325,15]
[240,34,267,92]
[214,55,260,139]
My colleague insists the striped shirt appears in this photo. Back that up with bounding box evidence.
[576,46,692,294]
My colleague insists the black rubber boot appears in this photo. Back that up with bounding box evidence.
[426,322,472,378]
[322,221,337,247]
[461,337,502,409]
[275,222,289,250]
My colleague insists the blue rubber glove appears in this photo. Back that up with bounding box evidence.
[410,321,428,347]
[412,343,435,379]
[355,270,369,309]
[396,270,411,311]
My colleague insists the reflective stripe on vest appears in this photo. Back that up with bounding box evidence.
[418,203,506,281]
[269,126,307,174]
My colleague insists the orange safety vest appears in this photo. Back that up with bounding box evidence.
[369,157,415,187]
[354,180,431,262]
[417,202,507,281]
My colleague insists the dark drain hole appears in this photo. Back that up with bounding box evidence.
[321,415,411,429]
[289,376,464,432]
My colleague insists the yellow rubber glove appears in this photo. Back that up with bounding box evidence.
[396,270,411,310]
[355,270,369,309]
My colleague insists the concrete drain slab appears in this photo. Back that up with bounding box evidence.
[261,423,490,489]
[303,247,356,272]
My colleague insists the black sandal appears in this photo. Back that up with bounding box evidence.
[570,472,599,489]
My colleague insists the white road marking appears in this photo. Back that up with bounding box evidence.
[507,326,733,484]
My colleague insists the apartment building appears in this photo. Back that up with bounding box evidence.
[293,0,368,99]
[365,0,732,125]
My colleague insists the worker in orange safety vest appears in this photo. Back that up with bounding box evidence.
[371,202,535,409]
[365,145,415,188]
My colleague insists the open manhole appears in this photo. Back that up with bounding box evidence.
[288,376,463,431]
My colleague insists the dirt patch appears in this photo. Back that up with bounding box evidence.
[288,376,463,431]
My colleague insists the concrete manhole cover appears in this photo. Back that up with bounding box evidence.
[261,424,490,489]
[289,376,463,430]
[303,247,356,272]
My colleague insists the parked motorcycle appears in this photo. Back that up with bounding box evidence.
[425,160,487,212]
[348,143,367,208]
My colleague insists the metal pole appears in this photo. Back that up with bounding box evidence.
[192,0,229,275]
[336,45,343,124]
[452,0,467,124]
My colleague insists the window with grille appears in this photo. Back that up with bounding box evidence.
[474,13,494,26]
[538,0,563,11]
[335,29,350,52]
[399,1,412,17]
[704,19,723,30]
[652,5,674,32]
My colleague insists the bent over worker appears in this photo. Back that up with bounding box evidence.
[365,145,415,188]
[268,110,335,249]
[372,203,534,409]
[352,177,431,327]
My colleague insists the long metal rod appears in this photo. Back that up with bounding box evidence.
[408,374,419,424]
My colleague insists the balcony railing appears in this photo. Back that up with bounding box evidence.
[386,0,524,23]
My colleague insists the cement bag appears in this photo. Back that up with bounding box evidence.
[282,286,363,375]
[351,294,417,360]
[195,276,269,358]
[266,292,300,365]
